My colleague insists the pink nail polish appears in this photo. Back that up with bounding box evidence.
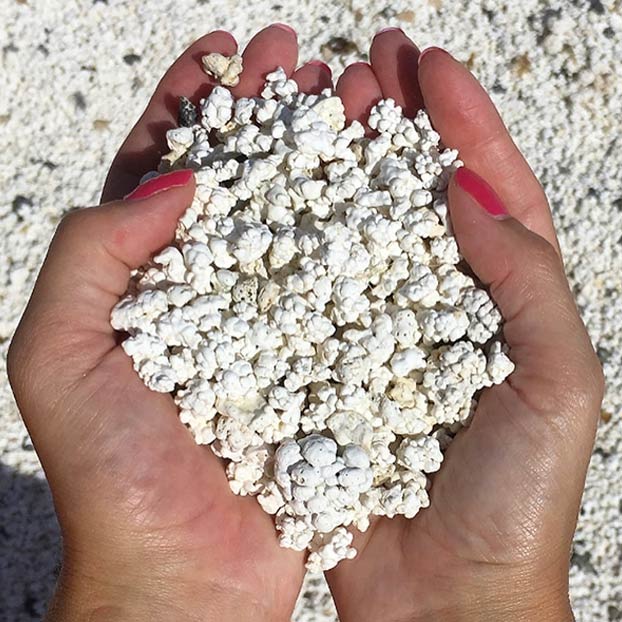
[375,27,404,37]
[125,169,193,201]
[273,23,297,37]
[418,46,450,66]
[454,167,509,219]
[307,60,332,75]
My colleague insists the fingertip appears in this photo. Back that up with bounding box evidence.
[372,26,405,40]
[369,28,423,117]
[272,22,298,39]
[173,30,239,92]
[336,62,383,129]
[417,46,451,69]
[417,47,460,111]
[292,60,333,94]
[448,168,499,225]
[231,23,299,98]
[346,61,370,70]
[307,60,332,76]
[204,29,239,49]
[417,47,480,127]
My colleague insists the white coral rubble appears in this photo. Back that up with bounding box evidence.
[111,63,515,571]
[201,52,244,87]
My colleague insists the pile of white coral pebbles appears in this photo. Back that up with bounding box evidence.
[110,54,515,571]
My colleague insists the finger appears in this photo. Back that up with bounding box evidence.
[102,31,237,203]
[292,60,333,94]
[369,28,423,117]
[230,23,298,98]
[418,48,560,254]
[9,171,196,395]
[336,62,383,132]
[449,167,603,438]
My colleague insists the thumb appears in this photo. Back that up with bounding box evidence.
[449,167,603,455]
[8,169,196,414]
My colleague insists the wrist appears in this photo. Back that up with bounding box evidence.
[46,552,277,622]
[409,595,573,622]
[407,566,573,622]
[409,601,573,622]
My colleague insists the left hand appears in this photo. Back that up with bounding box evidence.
[9,24,328,622]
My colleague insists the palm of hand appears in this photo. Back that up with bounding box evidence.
[327,381,586,620]
[62,347,305,617]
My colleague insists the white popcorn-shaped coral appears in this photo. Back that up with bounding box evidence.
[201,52,243,87]
[110,61,515,571]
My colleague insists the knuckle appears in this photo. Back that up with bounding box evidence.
[517,342,605,431]
[528,235,561,274]
[8,313,73,421]
[6,333,20,390]
[559,355,606,426]
[573,373,602,414]
[6,324,32,408]
[55,208,93,239]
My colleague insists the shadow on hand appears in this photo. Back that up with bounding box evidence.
[100,57,217,205]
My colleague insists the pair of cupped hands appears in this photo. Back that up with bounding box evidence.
[8,24,603,622]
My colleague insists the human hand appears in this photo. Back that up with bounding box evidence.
[8,24,338,622]
[324,31,604,622]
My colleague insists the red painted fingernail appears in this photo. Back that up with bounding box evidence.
[375,27,404,37]
[308,60,332,75]
[273,23,297,37]
[125,169,193,201]
[454,167,509,219]
[418,46,450,66]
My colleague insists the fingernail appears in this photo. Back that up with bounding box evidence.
[125,169,194,201]
[454,167,509,219]
[374,27,404,37]
[308,60,332,75]
[273,23,297,37]
[418,46,450,66]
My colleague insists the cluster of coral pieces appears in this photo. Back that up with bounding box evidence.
[111,59,514,571]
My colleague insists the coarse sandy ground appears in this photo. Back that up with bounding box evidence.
[1,1,620,620]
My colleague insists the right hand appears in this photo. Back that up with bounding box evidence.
[325,31,604,622]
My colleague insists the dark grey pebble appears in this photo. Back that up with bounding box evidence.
[179,96,198,127]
